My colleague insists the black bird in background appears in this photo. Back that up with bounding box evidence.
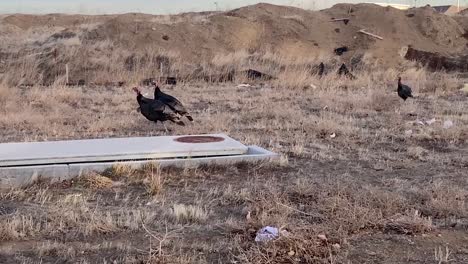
[152,81,194,122]
[318,62,325,78]
[397,77,414,101]
[133,87,185,132]
[337,63,356,80]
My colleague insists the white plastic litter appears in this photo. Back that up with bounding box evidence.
[317,234,328,241]
[425,118,436,125]
[415,120,425,126]
[255,226,279,242]
[443,120,454,129]
[237,84,252,88]
[405,129,413,136]
[460,84,468,94]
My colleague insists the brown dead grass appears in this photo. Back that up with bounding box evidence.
[78,173,114,189]
[0,21,467,263]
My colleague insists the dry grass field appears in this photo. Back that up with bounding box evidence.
[1,4,468,264]
[0,62,467,263]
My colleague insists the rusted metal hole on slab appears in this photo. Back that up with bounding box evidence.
[174,136,225,143]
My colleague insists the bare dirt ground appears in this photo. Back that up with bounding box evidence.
[0,3,468,264]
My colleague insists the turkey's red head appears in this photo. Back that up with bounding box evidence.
[132,87,140,94]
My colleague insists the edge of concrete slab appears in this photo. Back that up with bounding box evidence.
[0,146,279,188]
[0,133,249,167]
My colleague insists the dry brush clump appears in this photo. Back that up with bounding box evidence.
[382,210,433,235]
[170,204,209,224]
[77,172,114,189]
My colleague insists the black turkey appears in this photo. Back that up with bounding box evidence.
[133,87,185,131]
[152,82,194,122]
[318,62,325,77]
[397,77,413,101]
[337,63,356,80]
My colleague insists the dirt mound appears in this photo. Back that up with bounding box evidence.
[3,14,108,30]
[453,15,468,34]
[2,3,468,85]
[79,3,467,63]
[323,4,467,64]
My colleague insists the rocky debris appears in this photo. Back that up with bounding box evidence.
[404,46,468,72]
[334,46,349,55]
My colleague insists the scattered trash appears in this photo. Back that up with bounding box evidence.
[288,250,295,256]
[460,84,468,94]
[330,133,336,138]
[425,118,436,125]
[317,234,328,242]
[443,120,454,129]
[151,27,156,31]
[358,29,383,40]
[415,120,425,126]
[332,243,341,250]
[237,83,252,88]
[330,17,350,25]
[255,226,279,242]
[310,83,318,89]
[162,35,170,41]
[405,129,413,136]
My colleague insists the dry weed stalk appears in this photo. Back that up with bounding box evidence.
[141,222,183,259]
[145,163,164,196]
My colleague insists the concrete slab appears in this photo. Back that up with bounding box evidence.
[0,165,70,188]
[69,145,279,176]
[0,134,248,167]
[0,146,279,188]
